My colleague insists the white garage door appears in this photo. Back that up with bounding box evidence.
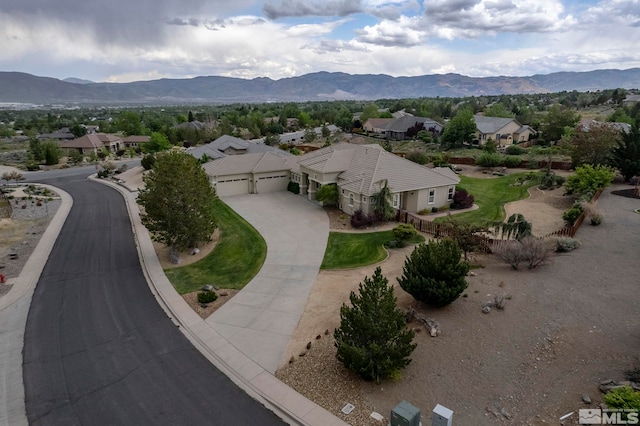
[216,178,250,196]
[257,175,288,193]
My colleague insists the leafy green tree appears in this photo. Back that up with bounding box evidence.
[188,111,194,122]
[67,149,83,164]
[541,104,580,144]
[565,164,615,197]
[140,153,156,170]
[69,124,87,138]
[264,133,281,147]
[445,220,488,260]
[609,125,640,181]
[335,106,354,131]
[563,123,621,167]
[372,179,395,221]
[116,111,143,136]
[334,267,416,384]
[360,103,380,123]
[315,184,338,206]
[137,151,218,252]
[142,132,172,153]
[484,103,514,118]
[442,108,476,149]
[29,137,43,162]
[398,239,470,307]
[40,140,63,165]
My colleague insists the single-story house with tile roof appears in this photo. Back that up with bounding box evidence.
[384,116,443,140]
[188,135,292,161]
[363,118,393,134]
[202,152,293,196]
[291,143,459,215]
[60,133,124,155]
[473,115,535,146]
[123,135,150,149]
[202,142,460,215]
[38,127,75,141]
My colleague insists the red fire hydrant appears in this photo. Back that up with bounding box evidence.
[0,274,5,284]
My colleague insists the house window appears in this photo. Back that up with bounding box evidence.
[349,193,354,207]
[428,189,435,204]
[342,189,345,194]
[392,193,400,208]
[448,186,454,201]
[362,196,367,203]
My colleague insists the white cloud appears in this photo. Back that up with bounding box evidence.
[355,16,426,46]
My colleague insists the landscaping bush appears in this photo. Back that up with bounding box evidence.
[590,214,603,225]
[197,290,218,304]
[603,386,640,415]
[564,164,615,197]
[287,181,300,194]
[431,206,439,213]
[492,240,524,269]
[25,162,40,171]
[562,206,583,225]
[141,153,156,170]
[554,175,565,186]
[539,170,557,189]
[397,239,470,307]
[505,145,525,155]
[392,224,417,242]
[493,237,552,269]
[556,237,581,252]
[350,209,375,228]
[451,188,474,209]
[476,152,503,168]
[503,155,522,168]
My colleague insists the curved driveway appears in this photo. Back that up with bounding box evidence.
[22,177,284,425]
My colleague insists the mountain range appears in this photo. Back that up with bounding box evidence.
[1,68,640,105]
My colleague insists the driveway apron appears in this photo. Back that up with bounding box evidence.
[207,192,330,374]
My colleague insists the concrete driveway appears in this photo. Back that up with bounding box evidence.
[207,192,330,373]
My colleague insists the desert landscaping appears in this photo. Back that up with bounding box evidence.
[2,165,638,426]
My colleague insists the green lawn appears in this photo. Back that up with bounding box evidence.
[321,230,424,270]
[438,173,536,226]
[164,199,267,294]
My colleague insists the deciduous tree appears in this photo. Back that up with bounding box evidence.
[137,151,218,252]
[563,122,621,167]
[610,124,640,181]
[441,108,476,149]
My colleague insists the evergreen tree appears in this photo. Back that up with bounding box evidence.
[334,267,416,384]
[137,151,218,252]
[610,124,640,181]
[398,239,470,307]
[372,179,395,221]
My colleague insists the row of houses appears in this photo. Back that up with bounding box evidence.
[362,114,536,146]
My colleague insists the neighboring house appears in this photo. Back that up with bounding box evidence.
[363,118,393,134]
[38,127,75,141]
[202,152,293,196]
[123,135,150,149]
[60,133,124,155]
[188,134,291,161]
[275,125,339,145]
[473,115,535,146]
[292,143,459,215]
[384,116,443,140]
[580,119,631,134]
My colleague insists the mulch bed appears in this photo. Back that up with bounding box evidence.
[611,188,640,199]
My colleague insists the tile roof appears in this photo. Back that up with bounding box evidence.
[203,152,290,176]
[60,133,122,149]
[474,116,519,134]
[188,135,291,160]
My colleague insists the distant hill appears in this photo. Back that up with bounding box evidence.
[1,68,639,105]
[63,77,95,85]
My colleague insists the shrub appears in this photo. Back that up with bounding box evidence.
[431,206,439,213]
[476,152,503,168]
[397,239,470,307]
[197,290,218,304]
[451,188,474,209]
[96,170,110,178]
[392,224,417,242]
[115,149,126,157]
[405,150,428,165]
[503,155,522,168]
[539,170,556,189]
[554,175,565,186]
[350,209,375,228]
[141,153,156,170]
[590,214,603,225]
[563,206,583,225]
[335,267,416,384]
[287,181,300,194]
[26,162,40,171]
[556,237,581,252]
[564,164,615,197]
[505,145,525,155]
[493,237,552,269]
[603,386,640,415]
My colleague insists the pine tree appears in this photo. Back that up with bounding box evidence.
[398,239,470,307]
[334,267,416,384]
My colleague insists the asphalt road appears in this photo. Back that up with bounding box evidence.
[22,173,284,425]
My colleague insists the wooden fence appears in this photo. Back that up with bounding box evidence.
[397,188,603,252]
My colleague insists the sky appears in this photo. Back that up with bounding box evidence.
[1,0,640,83]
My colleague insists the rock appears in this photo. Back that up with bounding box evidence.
[469,271,477,276]
[370,412,384,423]
[191,247,200,255]
[202,284,213,291]
[306,341,312,350]
[600,379,615,385]
[299,351,307,357]
[218,291,228,297]
[631,382,640,391]
[582,394,591,404]
[501,408,511,420]
[315,334,321,340]
[482,306,491,314]
[429,327,438,337]
[324,329,329,335]
[289,356,295,364]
